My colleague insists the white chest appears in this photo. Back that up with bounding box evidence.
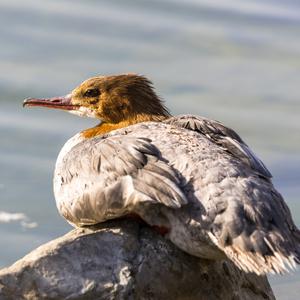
[53,133,85,205]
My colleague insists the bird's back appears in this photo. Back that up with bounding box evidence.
[54,116,300,275]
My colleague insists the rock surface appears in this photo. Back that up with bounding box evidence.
[0,220,275,300]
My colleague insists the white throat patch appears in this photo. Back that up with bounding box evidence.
[69,107,98,118]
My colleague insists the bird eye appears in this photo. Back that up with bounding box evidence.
[84,89,100,98]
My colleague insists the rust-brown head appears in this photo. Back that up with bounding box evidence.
[23,74,170,127]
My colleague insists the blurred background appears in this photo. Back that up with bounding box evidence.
[0,0,299,298]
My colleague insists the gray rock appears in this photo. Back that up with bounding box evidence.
[0,220,275,300]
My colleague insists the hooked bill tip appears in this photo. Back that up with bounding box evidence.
[23,98,33,107]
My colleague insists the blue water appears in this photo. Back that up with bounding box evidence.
[0,0,300,298]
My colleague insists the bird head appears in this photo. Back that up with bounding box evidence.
[23,74,170,124]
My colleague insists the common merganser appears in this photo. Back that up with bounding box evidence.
[23,74,300,275]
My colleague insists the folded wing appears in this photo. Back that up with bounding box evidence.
[166,115,300,274]
[55,136,187,226]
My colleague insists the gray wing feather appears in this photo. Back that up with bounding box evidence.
[56,136,187,226]
[165,115,272,179]
[163,115,300,273]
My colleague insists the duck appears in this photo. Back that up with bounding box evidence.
[23,74,300,275]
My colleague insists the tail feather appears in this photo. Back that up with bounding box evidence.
[206,174,300,275]
[208,232,300,275]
